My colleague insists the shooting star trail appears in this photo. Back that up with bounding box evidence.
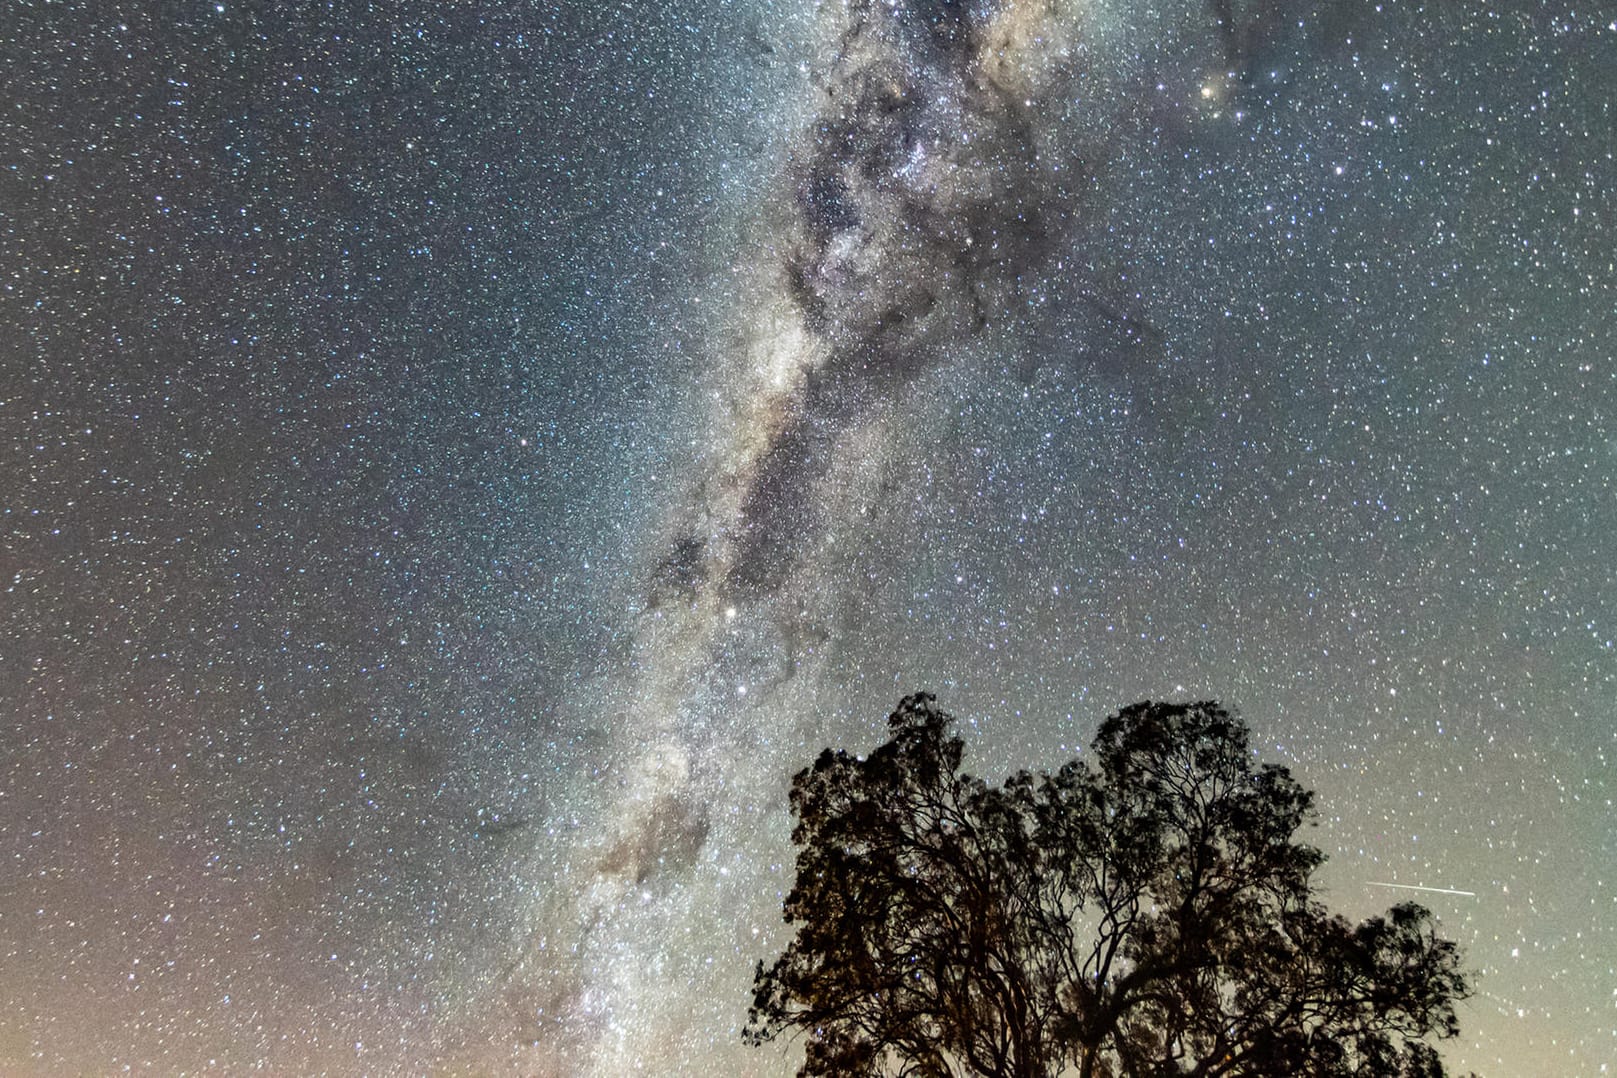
[1367,882,1477,898]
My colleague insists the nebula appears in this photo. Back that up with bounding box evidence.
[615,0,1091,882]
[544,0,1102,1069]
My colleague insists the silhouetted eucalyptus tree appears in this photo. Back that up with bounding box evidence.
[746,694,1470,1077]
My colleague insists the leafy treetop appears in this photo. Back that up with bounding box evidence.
[746,693,1472,1078]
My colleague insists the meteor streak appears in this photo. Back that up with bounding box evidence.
[1366,882,1477,898]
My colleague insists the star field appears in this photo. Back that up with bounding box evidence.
[2,1,1613,1074]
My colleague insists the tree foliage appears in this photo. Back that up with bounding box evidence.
[746,694,1471,1077]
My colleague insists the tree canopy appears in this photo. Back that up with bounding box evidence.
[745,694,1471,1077]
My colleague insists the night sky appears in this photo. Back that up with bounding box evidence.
[3,1,1613,1074]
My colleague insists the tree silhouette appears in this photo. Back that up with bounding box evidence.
[746,694,1471,1077]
